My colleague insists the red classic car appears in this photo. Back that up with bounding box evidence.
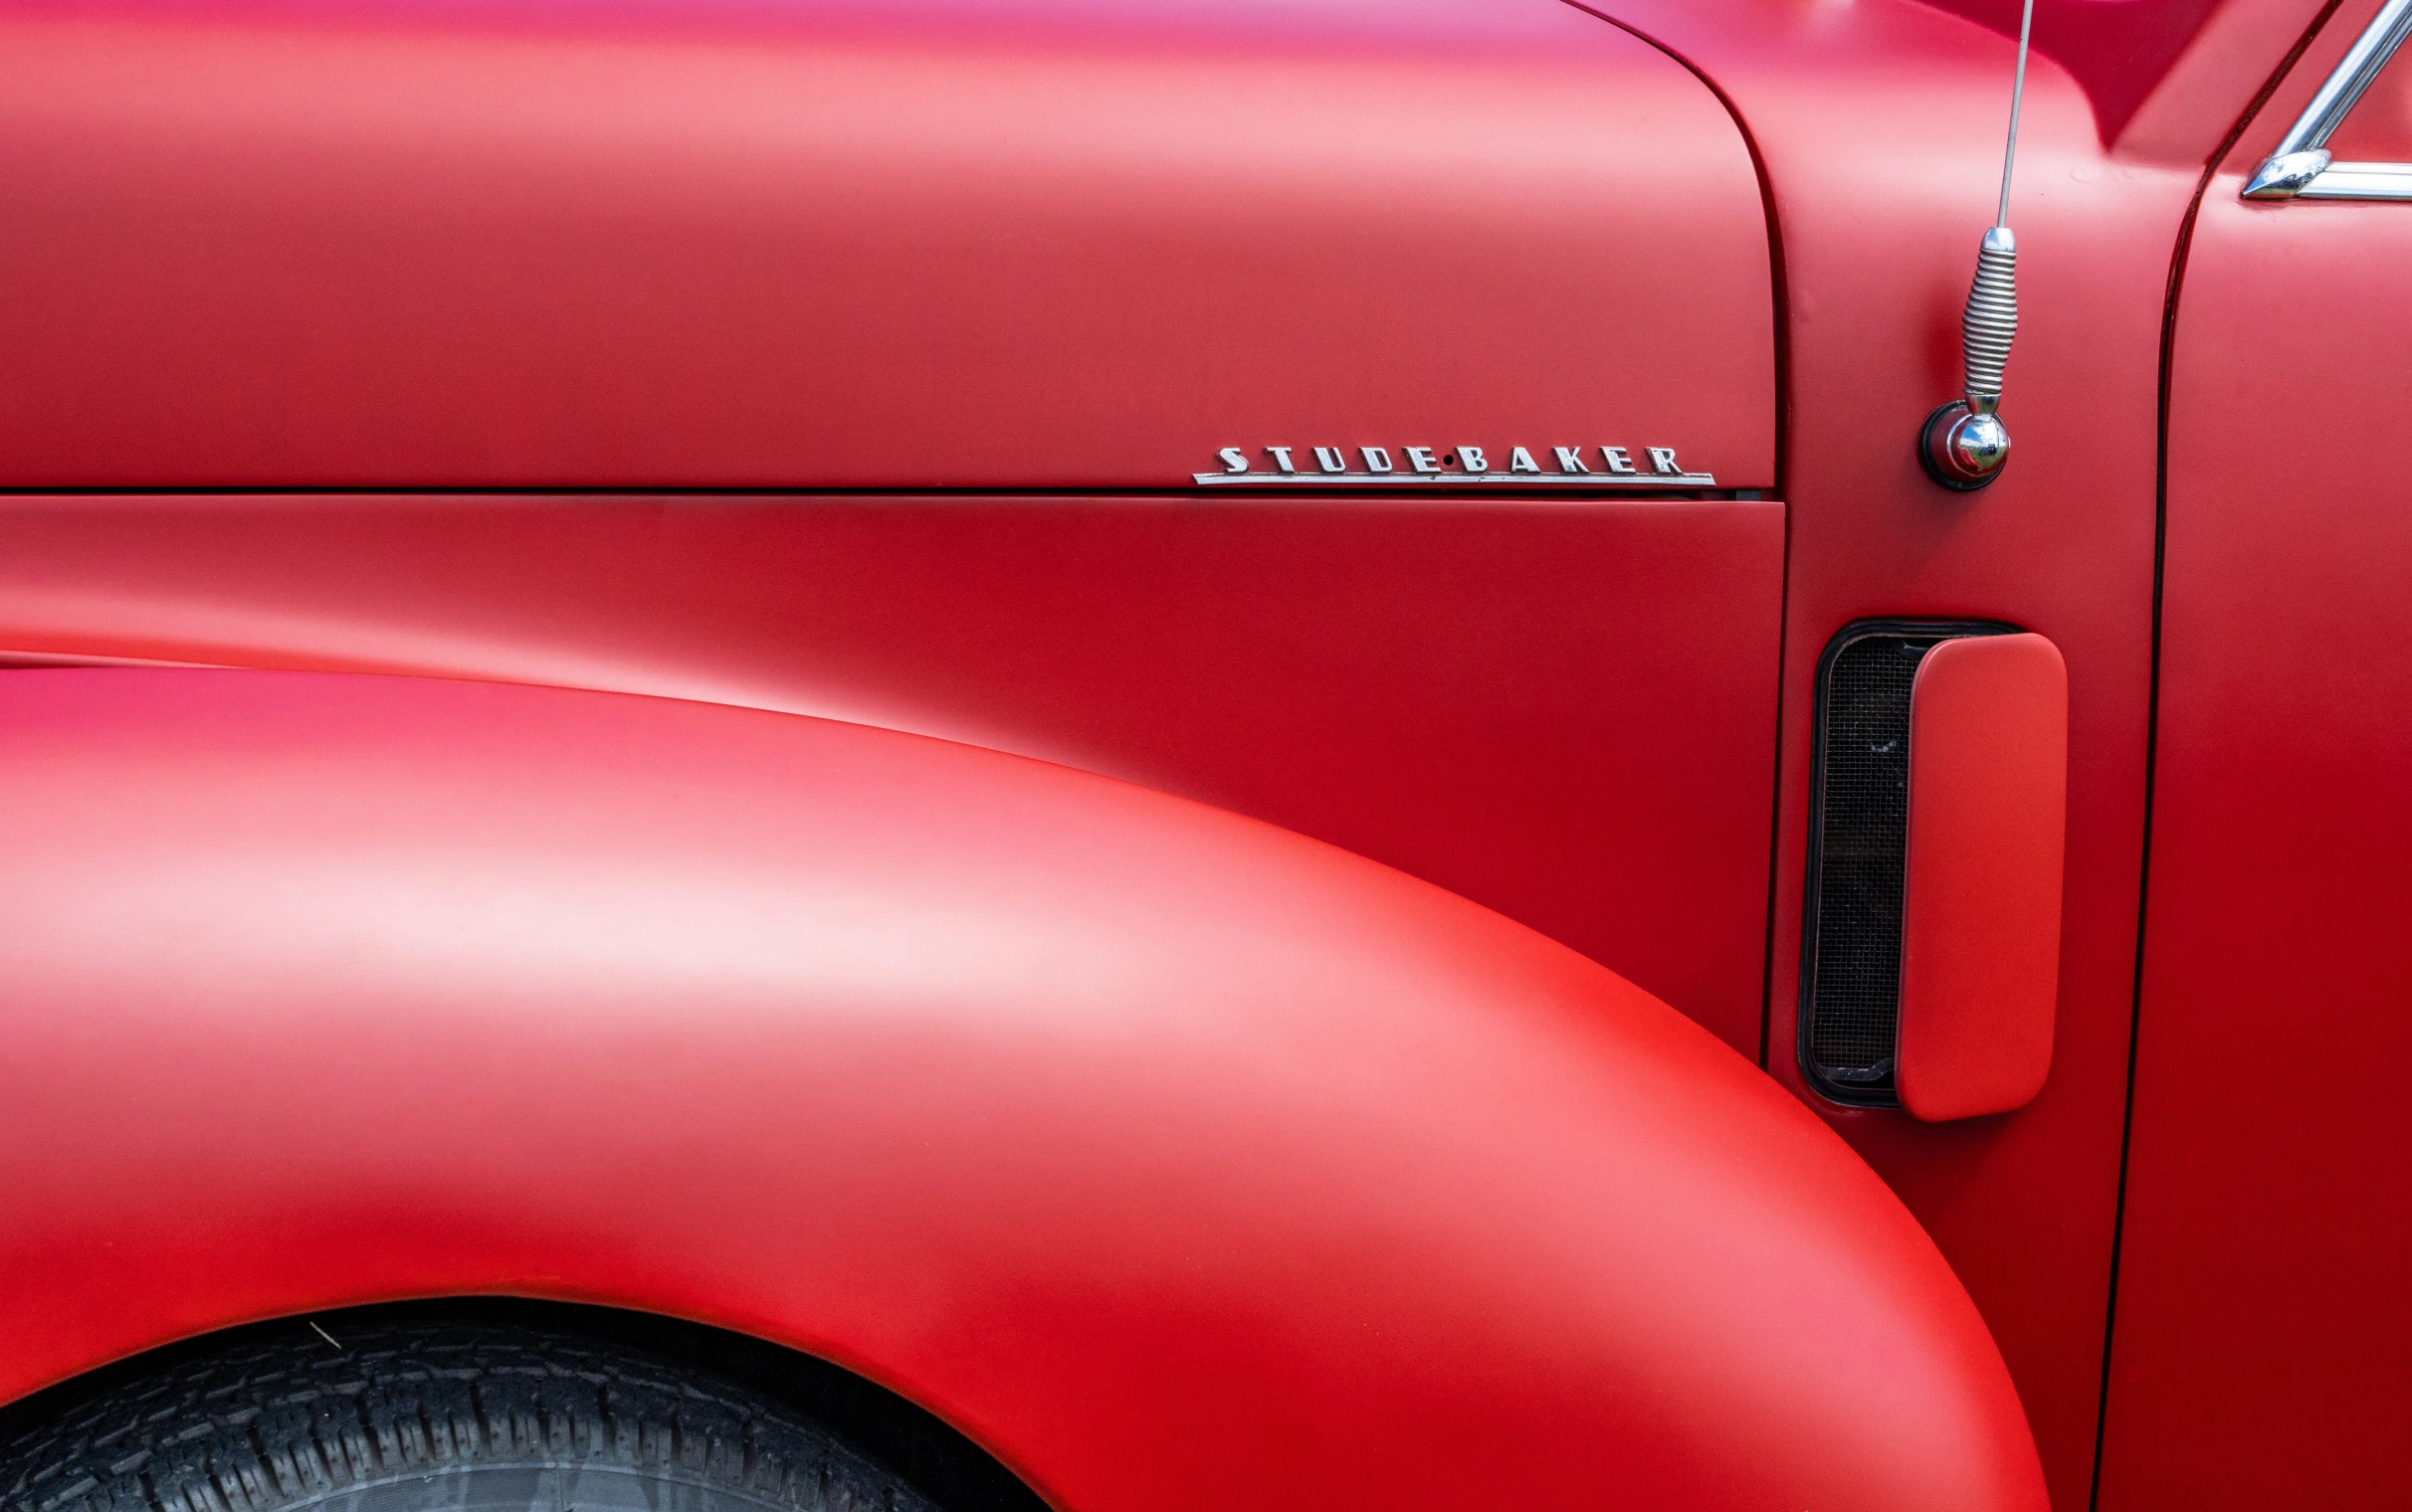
[1,1,2404,1509]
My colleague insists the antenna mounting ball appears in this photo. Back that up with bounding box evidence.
[1919,400,2011,490]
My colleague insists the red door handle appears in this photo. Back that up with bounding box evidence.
[1896,632,2068,1121]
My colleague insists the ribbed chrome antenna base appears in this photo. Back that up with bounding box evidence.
[1960,225,2017,412]
[1920,0,2033,492]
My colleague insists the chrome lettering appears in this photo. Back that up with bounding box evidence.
[1194,441,1712,487]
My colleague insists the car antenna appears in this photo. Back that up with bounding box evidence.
[1919,0,2034,491]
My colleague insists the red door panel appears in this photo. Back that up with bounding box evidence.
[0,493,1784,1053]
[2099,16,2412,1505]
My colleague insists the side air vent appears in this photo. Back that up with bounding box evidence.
[1800,620,2013,1105]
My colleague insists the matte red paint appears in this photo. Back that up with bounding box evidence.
[1912,0,2333,157]
[0,0,1772,489]
[0,669,2047,1512]
[1919,0,2225,143]
[2113,0,2348,165]
[0,492,1784,1057]
[2097,6,2412,1502]
[1897,633,2068,1124]
[0,0,2374,1504]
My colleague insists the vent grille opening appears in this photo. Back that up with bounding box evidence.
[1800,621,2011,1105]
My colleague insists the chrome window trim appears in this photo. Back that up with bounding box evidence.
[2244,0,2412,201]
[2298,160,2412,196]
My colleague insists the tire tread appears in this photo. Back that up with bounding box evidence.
[0,1326,930,1512]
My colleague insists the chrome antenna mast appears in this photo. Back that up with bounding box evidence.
[1921,0,2035,491]
[1996,0,2033,226]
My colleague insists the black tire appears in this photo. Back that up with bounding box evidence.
[0,1323,939,1512]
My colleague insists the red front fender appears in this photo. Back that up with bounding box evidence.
[0,669,2043,1512]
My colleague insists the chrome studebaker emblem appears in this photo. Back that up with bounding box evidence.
[1195,444,1715,487]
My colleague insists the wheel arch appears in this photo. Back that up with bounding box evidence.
[0,668,2045,1512]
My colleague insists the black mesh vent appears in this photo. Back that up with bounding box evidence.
[1800,621,2010,1105]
